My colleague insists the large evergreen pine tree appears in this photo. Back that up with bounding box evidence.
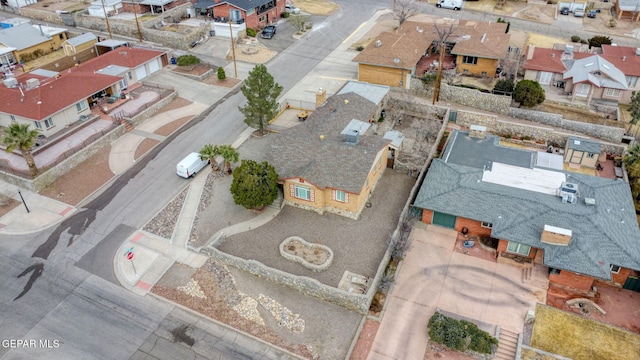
[238,65,283,135]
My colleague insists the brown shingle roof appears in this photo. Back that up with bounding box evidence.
[450,20,510,59]
[352,21,436,70]
[265,93,390,194]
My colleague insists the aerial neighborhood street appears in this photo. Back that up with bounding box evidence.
[0,0,639,359]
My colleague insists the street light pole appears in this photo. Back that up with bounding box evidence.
[229,19,238,78]
[18,189,29,213]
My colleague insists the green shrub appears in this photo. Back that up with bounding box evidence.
[513,79,545,107]
[571,35,581,42]
[217,67,226,80]
[421,73,437,84]
[356,45,364,51]
[588,35,612,48]
[176,54,200,67]
[281,11,290,18]
[493,79,514,94]
[246,28,257,37]
[428,312,498,354]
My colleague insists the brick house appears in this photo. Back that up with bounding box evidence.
[0,47,167,137]
[413,129,640,294]
[523,44,640,105]
[265,88,390,220]
[352,20,510,88]
[200,0,283,30]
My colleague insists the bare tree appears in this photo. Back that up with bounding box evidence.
[432,22,457,104]
[393,0,418,25]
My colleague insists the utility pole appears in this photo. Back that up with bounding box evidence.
[100,0,113,39]
[228,19,238,78]
[131,0,142,42]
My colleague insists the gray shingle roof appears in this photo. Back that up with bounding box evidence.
[414,130,640,280]
[0,23,51,50]
[265,93,390,193]
[566,137,601,154]
[66,33,97,47]
[563,55,628,90]
[337,81,389,105]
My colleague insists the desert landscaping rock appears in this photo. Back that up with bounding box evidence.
[232,293,265,325]
[177,279,206,299]
[143,186,188,239]
[258,294,305,334]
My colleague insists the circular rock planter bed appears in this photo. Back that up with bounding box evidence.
[279,236,333,272]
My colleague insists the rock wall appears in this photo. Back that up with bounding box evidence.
[509,107,625,143]
[409,78,511,115]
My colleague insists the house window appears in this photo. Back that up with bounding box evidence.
[481,221,493,228]
[294,185,310,200]
[44,117,54,128]
[76,101,87,112]
[462,56,478,65]
[230,9,241,21]
[506,241,530,256]
[259,16,265,22]
[481,71,487,77]
[626,76,638,88]
[59,34,64,40]
[604,88,621,97]
[34,121,42,129]
[610,264,621,274]
[549,268,561,275]
[246,8,254,15]
[587,152,595,158]
[335,190,346,202]
[463,69,469,74]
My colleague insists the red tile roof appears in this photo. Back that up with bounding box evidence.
[0,72,119,120]
[0,47,164,120]
[523,46,591,73]
[601,45,640,77]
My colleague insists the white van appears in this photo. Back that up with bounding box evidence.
[176,152,209,178]
[436,0,462,10]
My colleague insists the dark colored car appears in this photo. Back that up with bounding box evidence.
[560,7,570,15]
[587,9,597,18]
[260,25,276,39]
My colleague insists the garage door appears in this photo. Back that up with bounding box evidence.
[135,65,147,81]
[432,212,457,229]
[148,58,160,74]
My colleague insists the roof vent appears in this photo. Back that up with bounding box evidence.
[469,125,486,139]
[394,58,400,64]
[3,77,18,88]
[375,40,382,48]
[416,26,423,33]
[585,197,596,205]
[622,56,627,61]
[341,119,371,145]
[25,78,40,90]
[481,33,486,43]
[558,182,579,204]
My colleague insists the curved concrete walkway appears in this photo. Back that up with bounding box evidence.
[108,102,209,174]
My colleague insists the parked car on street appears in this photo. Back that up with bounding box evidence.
[587,9,597,18]
[285,4,300,14]
[436,0,462,10]
[574,8,585,17]
[260,25,276,39]
[560,7,570,15]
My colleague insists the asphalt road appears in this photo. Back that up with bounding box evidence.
[0,0,390,359]
[1,1,636,358]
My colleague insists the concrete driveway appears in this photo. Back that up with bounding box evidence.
[368,224,547,360]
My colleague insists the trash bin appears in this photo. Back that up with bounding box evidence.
[209,30,215,36]
[170,57,176,65]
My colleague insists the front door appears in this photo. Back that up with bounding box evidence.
[538,71,553,85]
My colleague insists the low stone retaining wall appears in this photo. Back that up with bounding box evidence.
[201,246,370,313]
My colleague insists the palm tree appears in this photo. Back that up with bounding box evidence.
[624,144,640,166]
[1,123,40,177]
[198,143,219,172]
[215,145,240,174]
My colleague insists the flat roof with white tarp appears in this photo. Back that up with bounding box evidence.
[482,162,566,195]
[535,151,564,170]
